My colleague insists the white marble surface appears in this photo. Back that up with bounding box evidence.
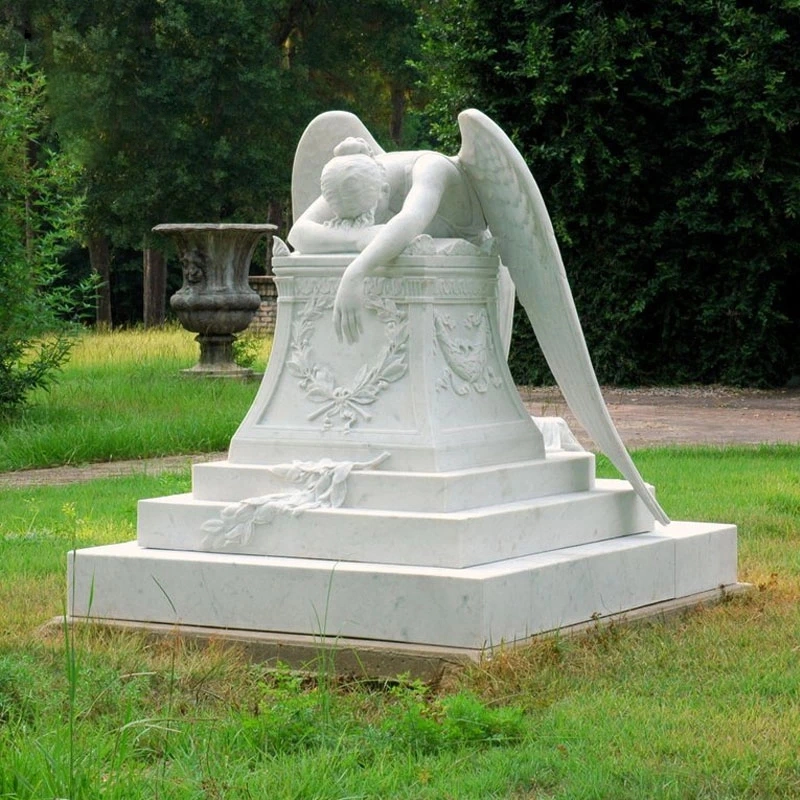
[69,521,738,649]
[66,113,740,649]
[282,109,669,521]
[670,521,739,596]
[192,451,594,510]
[228,256,543,472]
[138,478,654,568]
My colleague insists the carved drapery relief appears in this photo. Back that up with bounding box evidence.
[291,276,340,299]
[364,274,493,303]
[401,234,496,257]
[285,284,409,431]
[434,309,502,395]
[279,273,495,303]
[272,236,291,257]
[202,453,390,549]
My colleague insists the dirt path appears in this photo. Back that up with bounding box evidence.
[1,386,798,489]
[0,452,228,489]
[519,385,800,450]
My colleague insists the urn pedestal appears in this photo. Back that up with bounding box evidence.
[155,223,276,377]
[68,252,739,667]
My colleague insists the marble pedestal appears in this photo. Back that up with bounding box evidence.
[68,254,739,654]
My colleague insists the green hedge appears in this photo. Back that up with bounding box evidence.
[421,0,800,386]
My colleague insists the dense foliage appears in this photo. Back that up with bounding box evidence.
[46,0,308,248]
[0,56,88,415]
[7,0,424,324]
[420,0,800,386]
[3,0,798,385]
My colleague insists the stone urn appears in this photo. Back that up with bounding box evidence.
[153,223,276,377]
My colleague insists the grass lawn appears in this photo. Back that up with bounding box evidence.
[0,329,798,797]
[0,326,270,471]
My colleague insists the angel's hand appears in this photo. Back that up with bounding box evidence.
[333,267,364,344]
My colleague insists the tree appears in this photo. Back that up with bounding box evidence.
[0,55,87,414]
[43,0,316,324]
[420,0,800,387]
[6,0,427,326]
[292,0,424,146]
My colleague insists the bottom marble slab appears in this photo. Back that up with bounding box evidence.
[68,521,737,650]
[57,582,751,681]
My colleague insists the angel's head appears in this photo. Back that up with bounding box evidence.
[320,138,389,227]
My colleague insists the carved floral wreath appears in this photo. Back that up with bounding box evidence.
[285,293,409,431]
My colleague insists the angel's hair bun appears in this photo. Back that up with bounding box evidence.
[333,137,373,158]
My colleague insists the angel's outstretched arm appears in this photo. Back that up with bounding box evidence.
[288,197,377,254]
[333,154,452,343]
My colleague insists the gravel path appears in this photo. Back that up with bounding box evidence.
[0,452,228,489]
[519,385,800,450]
[1,386,798,489]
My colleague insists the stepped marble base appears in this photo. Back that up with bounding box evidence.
[69,520,737,650]
[66,253,740,662]
[137,480,654,570]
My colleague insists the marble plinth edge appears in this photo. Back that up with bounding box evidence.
[181,366,263,381]
[191,451,596,511]
[68,520,738,651]
[137,478,655,568]
[57,581,751,682]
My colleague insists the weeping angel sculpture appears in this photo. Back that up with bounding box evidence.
[287,109,670,526]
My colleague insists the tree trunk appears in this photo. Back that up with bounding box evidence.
[143,248,167,327]
[89,235,113,328]
[390,83,406,146]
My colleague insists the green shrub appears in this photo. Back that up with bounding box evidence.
[231,332,263,369]
[0,55,88,416]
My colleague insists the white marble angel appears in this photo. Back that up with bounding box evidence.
[287,109,670,525]
[288,123,510,346]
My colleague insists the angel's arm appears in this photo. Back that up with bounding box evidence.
[288,196,376,254]
[333,154,451,342]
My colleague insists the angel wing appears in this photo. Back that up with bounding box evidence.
[291,111,386,223]
[458,109,670,525]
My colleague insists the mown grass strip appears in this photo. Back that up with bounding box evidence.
[0,447,797,797]
[0,327,271,471]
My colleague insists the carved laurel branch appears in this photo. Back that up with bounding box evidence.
[434,309,502,396]
[202,452,391,549]
[285,292,409,431]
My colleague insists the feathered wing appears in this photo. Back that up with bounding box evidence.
[291,111,386,223]
[458,109,670,525]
